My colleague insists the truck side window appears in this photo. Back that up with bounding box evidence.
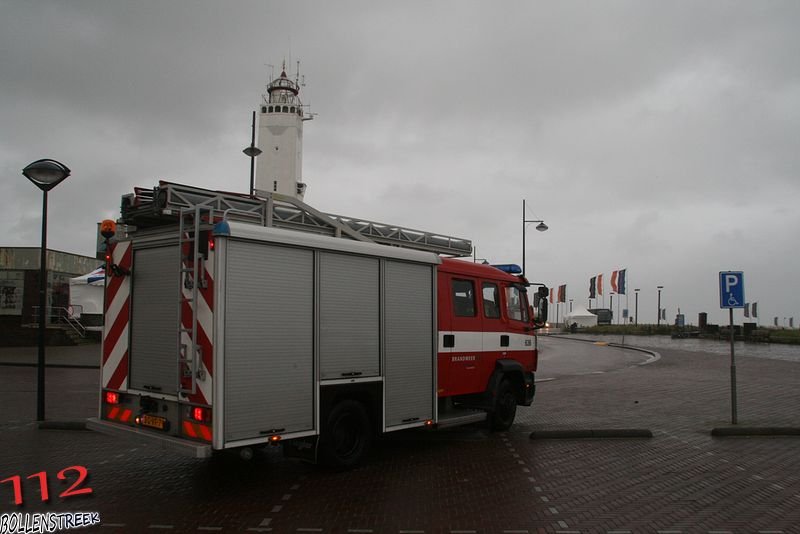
[452,279,476,317]
[482,283,500,319]
[505,286,529,322]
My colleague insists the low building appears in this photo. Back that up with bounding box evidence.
[0,247,100,345]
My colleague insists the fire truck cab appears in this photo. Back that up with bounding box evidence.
[437,259,539,430]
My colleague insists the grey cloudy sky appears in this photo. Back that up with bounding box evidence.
[2,0,798,326]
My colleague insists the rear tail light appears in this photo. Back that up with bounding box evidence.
[105,391,120,405]
[191,406,211,423]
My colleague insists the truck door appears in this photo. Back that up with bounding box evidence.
[502,284,536,368]
[446,276,484,396]
[436,273,452,396]
[480,281,505,378]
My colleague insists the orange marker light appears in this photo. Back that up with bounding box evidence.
[100,219,117,240]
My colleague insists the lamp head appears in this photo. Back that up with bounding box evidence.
[22,159,71,192]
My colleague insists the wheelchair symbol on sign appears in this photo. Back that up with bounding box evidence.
[727,294,739,307]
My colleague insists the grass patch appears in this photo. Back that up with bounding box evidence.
[766,329,800,345]
[570,325,800,345]
[580,325,674,336]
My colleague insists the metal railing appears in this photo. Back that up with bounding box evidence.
[29,306,86,338]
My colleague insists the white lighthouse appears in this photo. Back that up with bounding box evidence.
[255,62,312,200]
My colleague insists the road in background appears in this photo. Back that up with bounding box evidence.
[535,335,654,381]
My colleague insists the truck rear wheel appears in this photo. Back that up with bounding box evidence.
[319,400,371,469]
[489,379,517,431]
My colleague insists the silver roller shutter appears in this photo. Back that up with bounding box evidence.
[223,240,314,442]
[129,246,180,394]
[384,261,435,428]
[319,253,380,379]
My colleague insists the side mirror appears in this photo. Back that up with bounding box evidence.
[533,287,548,327]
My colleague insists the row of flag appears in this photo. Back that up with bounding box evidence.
[589,269,627,298]
[546,269,629,307]
[548,284,567,304]
[774,317,794,328]
[744,302,758,319]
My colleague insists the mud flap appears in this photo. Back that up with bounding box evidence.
[522,372,535,406]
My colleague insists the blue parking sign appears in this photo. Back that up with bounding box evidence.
[719,271,745,309]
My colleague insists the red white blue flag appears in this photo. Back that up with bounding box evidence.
[611,269,627,295]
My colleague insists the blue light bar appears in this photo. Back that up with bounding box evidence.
[213,221,231,236]
[492,264,522,274]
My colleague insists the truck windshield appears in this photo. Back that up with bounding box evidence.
[505,286,529,323]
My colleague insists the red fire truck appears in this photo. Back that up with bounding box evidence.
[87,182,548,468]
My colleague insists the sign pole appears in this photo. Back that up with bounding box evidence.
[720,271,743,425]
[729,307,737,424]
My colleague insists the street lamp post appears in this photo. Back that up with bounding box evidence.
[22,159,71,422]
[243,111,262,196]
[522,199,548,278]
[657,285,664,327]
[634,288,640,325]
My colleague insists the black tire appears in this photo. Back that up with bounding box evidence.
[489,379,517,431]
[319,400,371,469]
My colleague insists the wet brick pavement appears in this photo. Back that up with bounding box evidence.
[0,338,798,533]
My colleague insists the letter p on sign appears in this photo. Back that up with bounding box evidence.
[725,274,738,293]
[719,271,745,309]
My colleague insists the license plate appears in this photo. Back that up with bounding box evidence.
[139,414,167,430]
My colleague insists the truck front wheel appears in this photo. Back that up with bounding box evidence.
[319,400,371,469]
[489,379,517,431]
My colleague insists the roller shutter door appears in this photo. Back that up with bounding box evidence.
[384,261,435,428]
[223,240,314,442]
[319,253,380,379]
[129,246,180,394]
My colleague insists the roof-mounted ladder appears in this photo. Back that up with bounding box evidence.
[121,181,473,257]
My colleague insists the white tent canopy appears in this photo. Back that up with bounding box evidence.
[563,305,598,328]
[69,266,105,317]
